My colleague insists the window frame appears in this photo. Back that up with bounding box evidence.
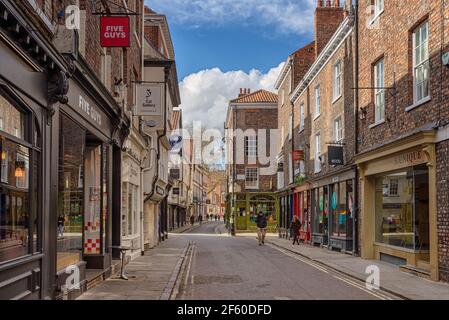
[333,61,342,101]
[299,103,305,132]
[374,58,385,123]
[314,85,321,118]
[0,87,41,263]
[412,20,430,105]
[334,116,343,142]
[315,132,322,173]
[245,167,259,189]
[244,135,258,157]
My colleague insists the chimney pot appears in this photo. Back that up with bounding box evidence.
[326,0,331,7]
[317,0,322,7]
[333,0,340,7]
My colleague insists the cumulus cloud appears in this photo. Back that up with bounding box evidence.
[145,0,315,35]
[179,63,284,131]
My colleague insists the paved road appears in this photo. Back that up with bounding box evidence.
[176,222,394,300]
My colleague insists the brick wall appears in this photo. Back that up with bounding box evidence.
[232,106,278,193]
[437,140,449,281]
[314,1,345,58]
[358,0,449,281]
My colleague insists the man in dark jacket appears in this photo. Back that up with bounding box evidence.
[256,212,268,246]
[290,216,302,245]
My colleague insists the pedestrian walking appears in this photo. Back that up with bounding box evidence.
[190,215,195,226]
[290,216,302,245]
[256,211,267,246]
[57,215,65,239]
[199,214,203,225]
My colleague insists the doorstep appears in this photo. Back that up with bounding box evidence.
[86,259,121,291]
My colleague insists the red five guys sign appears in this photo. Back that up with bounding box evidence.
[100,16,130,47]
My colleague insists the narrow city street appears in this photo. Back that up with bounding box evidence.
[175,222,397,300]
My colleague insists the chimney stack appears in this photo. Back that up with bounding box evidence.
[314,0,344,58]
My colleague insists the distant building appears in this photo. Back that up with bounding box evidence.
[225,89,278,232]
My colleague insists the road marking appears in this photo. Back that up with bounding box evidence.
[333,275,392,300]
[267,243,397,301]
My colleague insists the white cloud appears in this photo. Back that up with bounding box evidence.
[145,0,315,35]
[179,63,284,131]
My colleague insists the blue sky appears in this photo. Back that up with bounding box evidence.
[143,0,316,129]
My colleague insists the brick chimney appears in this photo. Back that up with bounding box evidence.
[238,88,251,97]
[314,0,345,58]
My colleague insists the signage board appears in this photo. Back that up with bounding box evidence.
[292,150,304,162]
[170,168,181,180]
[136,83,164,116]
[100,16,130,47]
[328,146,344,166]
[172,187,180,195]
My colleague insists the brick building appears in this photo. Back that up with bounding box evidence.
[354,0,449,282]
[225,89,278,231]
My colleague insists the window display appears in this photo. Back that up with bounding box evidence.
[374,165,429,251]
[0,93,39,263]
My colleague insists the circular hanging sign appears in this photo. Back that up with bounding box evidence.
[331,192,338,210]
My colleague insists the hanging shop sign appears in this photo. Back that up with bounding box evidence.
[328,146,344,165]
[292,150,304,161]
[136,83,164,116]
[100,16,130,47]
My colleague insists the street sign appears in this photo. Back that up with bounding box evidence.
[172,187,180,195]
[100,16,130,47]
[328,146,344,165]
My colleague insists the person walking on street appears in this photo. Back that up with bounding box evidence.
[290,216,302,245]
[190,215,195,226]
[256,211,267,246]
[199,214,203,225]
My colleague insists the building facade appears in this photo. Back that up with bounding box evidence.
[355,0,449,282]
[225,89,279,232]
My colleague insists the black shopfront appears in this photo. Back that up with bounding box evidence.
[50,68,128,299]
[0,1,128,300]
[310,169,356,253]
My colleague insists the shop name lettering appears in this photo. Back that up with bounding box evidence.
[103,25,127,39]
[394,151,422,165]
[79,96,102,126]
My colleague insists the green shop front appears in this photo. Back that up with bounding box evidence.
[233,192,279,232]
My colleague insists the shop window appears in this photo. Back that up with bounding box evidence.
[331,181,353,238]
[312,187,328,235]
[122,182,138,237]
[57,116,85,270]
[374,165,429,251]
[0,91,39,264]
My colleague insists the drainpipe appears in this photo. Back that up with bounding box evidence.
[144,65,169,247]
[353,0,360,256]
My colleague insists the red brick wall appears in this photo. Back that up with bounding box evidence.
[232,106,278,192]
[314,3,345,58]
[358,0,449,281]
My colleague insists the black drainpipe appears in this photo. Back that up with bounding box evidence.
[353,0,360,256]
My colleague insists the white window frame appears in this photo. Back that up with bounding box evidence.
[244,135,258,157]
[314,85,321,118]
[333,61,342,101]
[245,167,259,189]
[374,58,385,123]
[412,21,430,105]
[288,113,293,140]
[299,103,305,132]
[315,132,322,173]
[334,116,343,142]
[280,88,284,106]
[0,117,3,131]
[370,0,384,23]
